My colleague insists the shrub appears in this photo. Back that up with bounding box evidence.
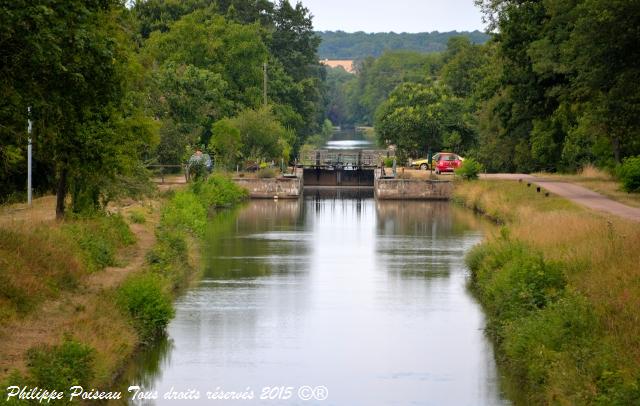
[26,338,95,392]
[146,229,191,290]
[455,157,484,180]
[193,174,248,209]
[502,293,596,397]
[467,239,567,326]
[617,156,640,192]
[256,167,278,178]
[116,273,174,343]
[160,190,207,236]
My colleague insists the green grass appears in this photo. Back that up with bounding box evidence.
[62,214,135,272]
[129,210,147,224]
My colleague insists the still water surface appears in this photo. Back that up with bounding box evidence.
[125,192,507,405]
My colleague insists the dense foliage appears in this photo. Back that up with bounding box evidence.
[0,0,326,213]
[2,0,639,213]
[326,1,640,175]
[317,30,490,59]
[618,156,640,193]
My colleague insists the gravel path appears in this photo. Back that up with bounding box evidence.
[481,174,640,222]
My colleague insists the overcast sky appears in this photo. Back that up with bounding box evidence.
[298,0,486,33]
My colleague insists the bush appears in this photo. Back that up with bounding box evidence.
[193,174,248,208]
[617,156,640,192]
[455,157,484,180]
[256,167,278,178]
[26,338,95,393]
[467,239,567,326]
[116,273,174,343]
[160,190,207,236]
[146,229,190,290]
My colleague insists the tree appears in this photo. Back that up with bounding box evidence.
[375,83,474,161]
[149,63,230,165]
[441,37,487,98]
[0,0,158,217]
[227,107,293,162]
[210,118,242,169]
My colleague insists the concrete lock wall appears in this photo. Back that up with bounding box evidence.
[303,169,375,187]
[233,177,302,199]
[375,179,453,200]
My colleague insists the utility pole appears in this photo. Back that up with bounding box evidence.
[27,106,33,206]
[263,62,268,107]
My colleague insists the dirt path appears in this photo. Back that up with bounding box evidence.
[0,198,161,378]
[481,174,640,222]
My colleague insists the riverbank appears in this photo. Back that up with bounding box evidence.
[455,180,640,404]
[0,175,247,399]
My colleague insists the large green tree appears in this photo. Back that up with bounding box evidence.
[375,83,475,161]
[0,0,157,216]
[473,0,640,172]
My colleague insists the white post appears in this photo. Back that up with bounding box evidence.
[27,106,33,206]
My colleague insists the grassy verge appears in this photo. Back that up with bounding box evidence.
[0,174,247,398]
[456,180,640,404]
[0,214,134,323]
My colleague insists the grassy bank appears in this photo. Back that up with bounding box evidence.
[0,214,135,325]
[0,174,247,402]
[455,180,640,404]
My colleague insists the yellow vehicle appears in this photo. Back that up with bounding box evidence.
[409,153,441,170]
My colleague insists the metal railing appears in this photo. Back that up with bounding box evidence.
[300,149,394,168]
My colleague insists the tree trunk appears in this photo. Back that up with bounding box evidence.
[55,167,67,220]
[613,136,621,164]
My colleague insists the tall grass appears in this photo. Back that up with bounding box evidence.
[457,180,640,404]
[579,163,613,180]
[0,214,135,323]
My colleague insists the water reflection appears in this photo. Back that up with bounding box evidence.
[324,129,375,150]
[121,196,507,405]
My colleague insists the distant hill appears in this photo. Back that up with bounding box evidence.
[317,30,491,59]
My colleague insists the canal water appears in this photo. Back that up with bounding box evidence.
[324,128,375,150]
[122,193,507,405]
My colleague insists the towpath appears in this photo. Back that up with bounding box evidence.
[481,174,640,222]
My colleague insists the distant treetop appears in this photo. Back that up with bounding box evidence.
[317,30,491,59]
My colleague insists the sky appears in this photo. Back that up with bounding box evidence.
[297,0,486,33]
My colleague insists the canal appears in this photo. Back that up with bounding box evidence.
[123,192,507,405]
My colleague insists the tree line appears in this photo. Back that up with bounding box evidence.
[317,30,490,59]
[0,0,326,216]
[328,0,640,172]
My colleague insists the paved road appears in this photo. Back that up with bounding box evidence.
[481,174,640,222]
